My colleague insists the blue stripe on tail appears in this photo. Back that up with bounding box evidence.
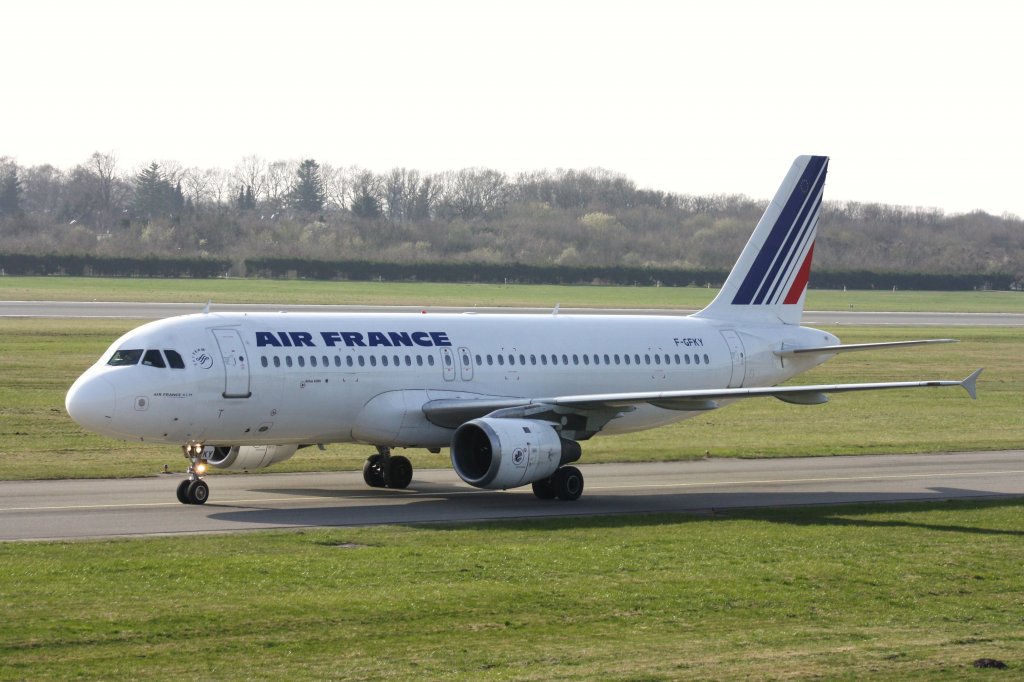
[731,156,828,305]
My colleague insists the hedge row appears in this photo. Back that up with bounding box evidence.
[0,253,1016,291]
[0,253,231,278]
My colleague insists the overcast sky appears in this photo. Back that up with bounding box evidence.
[5,0,1022,215]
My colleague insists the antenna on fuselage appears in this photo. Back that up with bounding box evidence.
[553,303,560,317]
[202,299,211,314]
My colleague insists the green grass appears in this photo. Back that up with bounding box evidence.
[1,275,1022,312]
[1,500,1021,680]
[0,318,1019,480]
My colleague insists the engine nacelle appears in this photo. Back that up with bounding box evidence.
[205,444,299,471]
[451,418,581,490]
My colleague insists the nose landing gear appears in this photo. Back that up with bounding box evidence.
[178,444,210,505]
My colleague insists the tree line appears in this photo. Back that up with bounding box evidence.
[1,153,1021,289]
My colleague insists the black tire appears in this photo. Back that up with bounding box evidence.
[532,477,558,500]
[383,455,413,489]
[176,479,191,504]
[187,479,210,505]
[553,466,584,501]
[362,455,386,488]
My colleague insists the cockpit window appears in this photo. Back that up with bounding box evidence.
[107,349,143,366]
[142,349,166,368]
[165,350,185,369]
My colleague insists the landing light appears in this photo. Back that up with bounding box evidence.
[195,463,208,475]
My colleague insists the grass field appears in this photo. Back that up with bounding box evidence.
[0,317,1019,480]
[1,275,1022,312]
[1,500,1021,680]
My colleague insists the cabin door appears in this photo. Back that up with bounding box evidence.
[212,328,252,398]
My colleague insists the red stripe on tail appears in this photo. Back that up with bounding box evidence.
[784,242,815,304]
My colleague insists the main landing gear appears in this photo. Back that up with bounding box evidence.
[362,446,413,489]
[531,466,584,501]
[177,443,210,505]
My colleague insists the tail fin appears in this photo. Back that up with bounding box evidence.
[695,155,829,325]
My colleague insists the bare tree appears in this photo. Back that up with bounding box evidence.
[182,167,213,206]
[233,155,267,203]
[87,151,119,229]
[265,160,297,210]
[321,163,357,210]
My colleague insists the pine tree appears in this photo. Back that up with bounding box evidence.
[0,166,22,216]
[287,159,325,212]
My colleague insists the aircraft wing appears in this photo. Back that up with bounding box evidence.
[423,369,981,433]
[546,368,981,410]
[776,338,958,357]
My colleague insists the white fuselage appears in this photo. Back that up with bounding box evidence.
[65,311,837,449]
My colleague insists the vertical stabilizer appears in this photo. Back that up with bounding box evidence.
[694,155,828,325]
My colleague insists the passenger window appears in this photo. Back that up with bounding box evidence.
[142,350,166,368]
[644,354,651,365]
[335,356,341,367]
[540,355,547,366]
[165,350,185,369]
[704,354,710,364]
[562,354,568,365]
[572,354,579,365]
[286,356,293,368]
[624,354,631,365]
[416,355,423,366]
[614,354,620,365]
[654,354,661,365]
[347,356,354,367]
[498,355,504,366]
[674,354,681,364]
[427,355,435,366]
[323,355,329,367]
[370,356,377,367]
[694,355,700,365]
[406,355,413,367]
[274,356,281,368]
[261,356,268,368]
[108,349,143,366]
[298,356,306,368]
[358,356,365,367]
[382,356,389,367]
[311,356,318,367]
[508,355,515,366]
[583,355,590,366]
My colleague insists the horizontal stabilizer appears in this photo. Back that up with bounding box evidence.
[776,339,958,357]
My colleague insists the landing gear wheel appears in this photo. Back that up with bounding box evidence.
[383,455,413,489]
[176,479,191,504]
[186,479,209,505]
[553,466,584,501]
[362,455,387,488]
[532,477,558,500]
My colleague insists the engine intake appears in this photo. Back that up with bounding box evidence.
[205,444,299,471]
[451,418,581,490]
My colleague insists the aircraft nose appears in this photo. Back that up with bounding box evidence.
[65,374,116,431]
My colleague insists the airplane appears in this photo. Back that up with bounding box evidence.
[65,155,981,505]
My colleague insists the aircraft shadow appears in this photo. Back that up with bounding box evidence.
[206,486,1024,536]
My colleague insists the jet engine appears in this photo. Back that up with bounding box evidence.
[205,444,299,471]
[451,418,581,490]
